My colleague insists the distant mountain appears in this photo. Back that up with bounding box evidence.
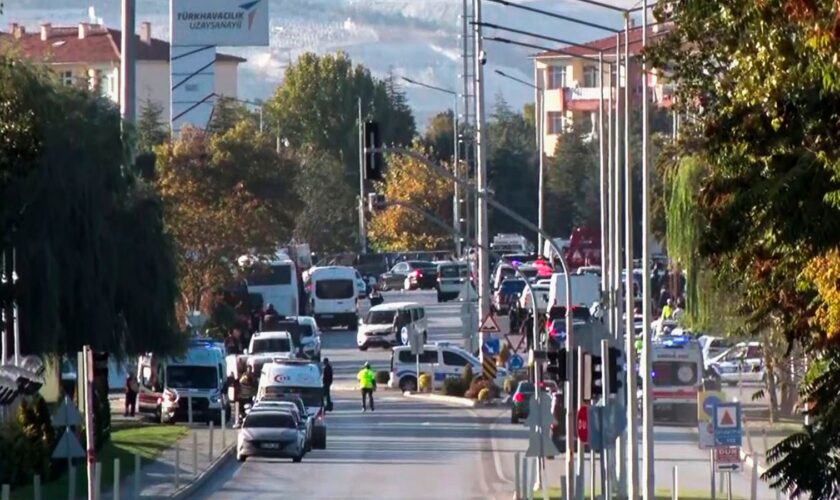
[1,0,628,128]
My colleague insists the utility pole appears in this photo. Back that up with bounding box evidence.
[473,0,490,325]
[534,61,545,253]
[641,2,655,497]
[357,98,367,255]
[453,96,462,257]
[614,30,627,494]
[120,0,136,125]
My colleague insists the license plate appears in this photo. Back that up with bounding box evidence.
[261,442,280,449]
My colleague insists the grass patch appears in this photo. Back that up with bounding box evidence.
[11,423,188,500]
[535,487,746,500]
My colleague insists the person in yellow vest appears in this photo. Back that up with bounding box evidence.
[662,298,674,320]
[357,362,376,412]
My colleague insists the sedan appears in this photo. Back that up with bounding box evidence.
[250,401,313,452]
[378,261,436,291]
[237,410,307,462]
[511,380,558,423]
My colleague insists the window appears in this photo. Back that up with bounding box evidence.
[583,66,598,87]
[548,112,567,134]
[393,262,409,273]
[243,412,296,429]
[442,351,469,367]
[549,66,567,89]
[61,70,73,86]
[263,386,323,408]
[246,264,292,286]
[652,362,698,387]
[366,310,396,325]
[251,337,291,354]
[165,365,218,390]
[399,350,437,364]
[315,279,354,299]
[410,308,419,321]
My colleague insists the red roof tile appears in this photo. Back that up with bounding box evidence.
[537,23,672,59]
[0,24,245,64]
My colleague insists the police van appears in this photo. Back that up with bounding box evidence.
[647,335,704,423]
[257,359,327,449]
[388,342,508,392]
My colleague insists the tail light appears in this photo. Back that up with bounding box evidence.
[513,393,525,403]
[316,407,325,421]
[550,423,558,432]
[417,270,423,278]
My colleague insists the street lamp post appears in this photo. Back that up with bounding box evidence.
[492,69,544,254]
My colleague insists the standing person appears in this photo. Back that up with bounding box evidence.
[356,362,376,412]
[662,298,674,320]
[238,365,256,424]
[124,372,139,417]
[322,358,334,411]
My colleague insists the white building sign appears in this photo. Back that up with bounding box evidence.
[171,0,269,47]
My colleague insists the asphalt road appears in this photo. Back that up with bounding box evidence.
[191,290,517,500]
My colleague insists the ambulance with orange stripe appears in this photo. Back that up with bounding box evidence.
[649,335,704,423]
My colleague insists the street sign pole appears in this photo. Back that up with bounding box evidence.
[576,347,585,498]
[83,346,96,500]
[601,339,611,499]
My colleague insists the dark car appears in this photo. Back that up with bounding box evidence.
[493,278,526,315]
[511,380,558,423]
[407,262,440,290]
[379,260,437,291]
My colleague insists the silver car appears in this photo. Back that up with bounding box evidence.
[237,410,306,462]
[251,401,313,452]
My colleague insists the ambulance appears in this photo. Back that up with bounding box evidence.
[648,335,704,423]
[257,359,327,449]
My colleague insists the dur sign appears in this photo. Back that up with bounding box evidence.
[171,0,269,46]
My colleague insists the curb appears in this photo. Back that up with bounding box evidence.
[402,391,477,407]
[170,442,236,499]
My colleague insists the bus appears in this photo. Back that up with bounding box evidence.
[240,253,300,317]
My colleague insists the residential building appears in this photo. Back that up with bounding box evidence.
[0,21,245,124]
[534,22,672,157]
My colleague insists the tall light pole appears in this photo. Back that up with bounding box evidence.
[400,77,462,256]
[473,0,491,329]
[492,69,544,253]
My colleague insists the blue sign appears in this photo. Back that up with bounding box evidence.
[703,394,722,418]
[589,406,604,451]
[400,326,409,346]
[713,402,742,446]
[603,403,627,442]
[509,354,524,370]
[483,337,501,355]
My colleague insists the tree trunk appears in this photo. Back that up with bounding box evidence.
[765,356,779,423]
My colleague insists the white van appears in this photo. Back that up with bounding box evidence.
[547,273,601,311]
[388,342,508,392]
[137,340,229,423]
[647,335,704,423]
[306,266,359,329]
[357,302,427,351]
[241,253,300,317]
[257,359,327,449]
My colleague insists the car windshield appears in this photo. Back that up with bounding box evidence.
[251,337,291,354]
[243,412,296,429]
[366,310,397,325]
[439,265,464,278]
[263,386,324,408]
[315,279,355,299]
[260,394,305,414]
[166,365,218,390]
[299,323,315,339]
[517,382,535,394]
[500,280,526,294]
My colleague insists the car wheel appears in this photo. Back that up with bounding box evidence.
[400,376,418,392]
[313,429,327,449]
[511,413,519,424]
[292,453,303,463]
[358,345,369,351]
[437,293,443,303]
[423,332,428,344]
[237,453,246,462]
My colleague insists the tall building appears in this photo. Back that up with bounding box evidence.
[0,21,245,123]
[534,22,672,157]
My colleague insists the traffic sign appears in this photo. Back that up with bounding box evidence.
[525,396,558,457]
[409,328,424,356]
[483,336,501,355]
[698,422,716,449]
[52,397,82,428]
[715,446,742,472]
[400,326,410,346]
[602,403,627,442]
[52,428,85,459]
[509,354,524,370]
[577,405,589,443]
[588,406,604,451]
[479,313,502,334]
[713,402,742,446]
[698,390,725,423]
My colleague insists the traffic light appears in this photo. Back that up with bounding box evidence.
[363,120,383,181]
[585,353,604,401]
[545,349,567,382]
[607,347,623,394]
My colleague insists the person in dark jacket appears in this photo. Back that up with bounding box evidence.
[322,358,334,411]
[124,372,139,417]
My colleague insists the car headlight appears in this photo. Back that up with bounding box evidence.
[210,394,220,403]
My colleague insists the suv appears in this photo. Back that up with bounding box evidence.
[388,342,508,392]
[357,302,427,351]
[246,331,297,376]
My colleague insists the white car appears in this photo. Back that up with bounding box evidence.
[237,409,307,463]
[354,270,367,299]
[699,335,734,367]
[708,342,766,386]
[296,316,322,362]
[246,331,297,376]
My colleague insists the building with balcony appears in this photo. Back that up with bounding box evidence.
[534,22,672,157]
[0,21,245,124]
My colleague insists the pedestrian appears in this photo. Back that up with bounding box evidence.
[662,298,674,320]
[124,372,139,417]
[238,365,256,424]
[322,358,334,411]
[357,362,376,412]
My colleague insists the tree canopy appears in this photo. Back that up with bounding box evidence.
[0,56,181,357]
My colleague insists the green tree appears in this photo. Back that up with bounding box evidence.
[208,96,259,136]
[0,56,181,357]
[544,126,599,238]
[423,110,455,163]
[136,98,167,153]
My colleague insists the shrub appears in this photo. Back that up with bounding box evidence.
[477,388,491,402]
[442,377,469,397]
[465,377,500,400]
[462,364,474,387]
[503,372,529,394]
[418,373,433,392]
[375,370,390,384]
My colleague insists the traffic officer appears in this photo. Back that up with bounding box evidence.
[357,362,376,412]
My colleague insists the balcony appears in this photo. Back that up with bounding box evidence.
[565,86,607,100]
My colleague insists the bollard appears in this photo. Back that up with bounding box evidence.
[33,475,41,500]
[234,402,240,428]
[750,454,758,500]
[134,454,140,500]
[113,458,120,500]
[1,484,8,500]
[221,408,227,450]
[188,397,193,425]
[192,431,198,478]
[209,421,215,461]
[762,428,768,461]
[68,464,75,500]
[526,457,534,500]
[514,451,521,500]
[589,450,595,500]
[174,443,181,490]
[672,465,678,500]
[94,462,102,500]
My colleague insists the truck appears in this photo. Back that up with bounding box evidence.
[547,273,601,311]
[136,339,230,424]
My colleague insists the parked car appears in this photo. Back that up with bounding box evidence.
[435,261,469,302]
[708,342,766,386]
[699,335,734,367]
[378,261,436,291]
